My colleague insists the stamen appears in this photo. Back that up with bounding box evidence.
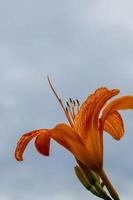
[66,98,80,119]
[66,101,74,120]
[66,101,70,107]
[73,100,76,118]
[76,99,80,112]
[47,76,74,128]
[73,100,76,106]
[66,107,68,112]
[69,98,75,117]
[76,99,80,106]
[69,98,72,103]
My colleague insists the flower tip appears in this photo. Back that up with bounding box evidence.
[114,134,124,141]
[15,151,23,162]
[112,89,120,95]
[16,156,23,162]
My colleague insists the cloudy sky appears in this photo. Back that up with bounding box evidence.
[0,0,133,199]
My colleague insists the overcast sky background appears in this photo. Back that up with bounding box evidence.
[0,0,133,200]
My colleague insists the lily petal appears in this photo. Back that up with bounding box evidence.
[35,130,52,156]
[15,129,49,161]
[74,87,119,170]
[102,96,133,125]
[15,124,93,169]
[52,123,95,169]
[74,88,120,137]
[103,111,124,140]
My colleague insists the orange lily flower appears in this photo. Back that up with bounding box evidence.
[15,78,133,200]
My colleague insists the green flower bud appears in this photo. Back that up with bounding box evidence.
[75,164,112,200]
[75,166,103,198]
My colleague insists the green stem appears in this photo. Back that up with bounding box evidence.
[98,169,120,200]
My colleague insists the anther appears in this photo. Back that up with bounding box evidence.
[66,101,70,107]
[73,100,76,106]
[69,98,72,103]
[66,107,68,112]
[76,99,80,106]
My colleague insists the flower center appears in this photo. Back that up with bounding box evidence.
[66,98,80,121]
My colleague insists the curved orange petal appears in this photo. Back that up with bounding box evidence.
[35,130,52,156]
[74,87,119,170]
[102,96,133,125]
[15,129,49,161]
[103,111,124,140]
[16,121,119,171]
[15,124,96,169]
[52,124,89,165]
[52,123,100,171]
[74,88,119,136]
